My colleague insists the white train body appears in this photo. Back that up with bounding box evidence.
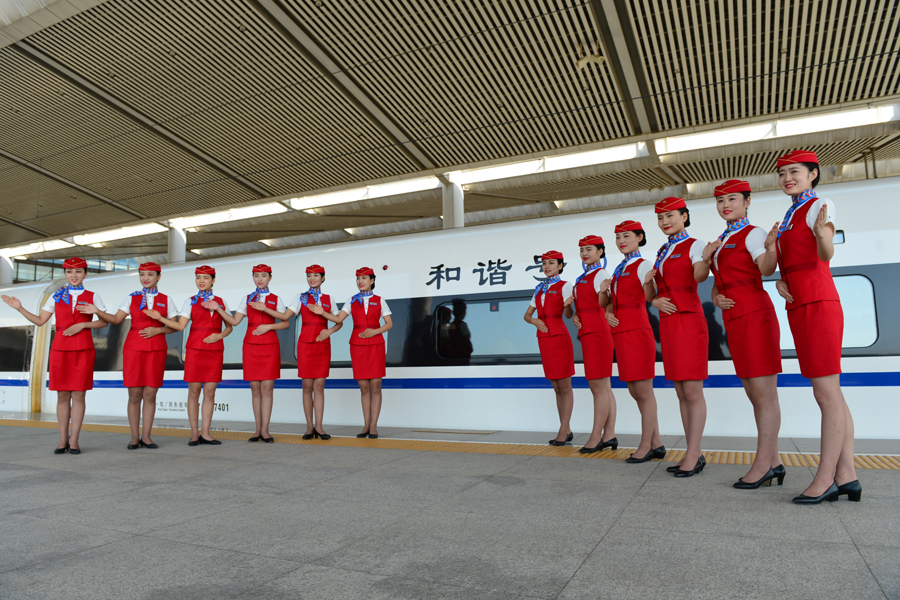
[2,177,898,439]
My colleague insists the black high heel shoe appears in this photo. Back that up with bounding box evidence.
[549,432,574,447]
[625,445,666,464]
[367,433,378,439]
[198,435,221,445]
[734,465,785,489]
[836,479,862,502]
[127,441,141,450]
[53,443,69,455]
[261,435,275,443]
[314,430,331,441]
[248,435,261,442]
[302,432,315,440]
[674,455,706,478]
[356,430,370,438]
[793,482,839,504]
[139,440,159,449]
[68,446,81,455]
[579,437,619,454]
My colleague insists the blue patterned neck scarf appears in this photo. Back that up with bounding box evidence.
[52,284,84,306]
[248,286,269,304]
[718,217,750,242]
[351,290,373,307]
[575,261,604,286]
[654,230,690,270]
[534,275,561,297]
[300,287,322,307]
[130,286,158,311]
[191,289,214,306]
[612,251,641,281]
[778,189,817,238]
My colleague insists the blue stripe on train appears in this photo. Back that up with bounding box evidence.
[0,371,896,389]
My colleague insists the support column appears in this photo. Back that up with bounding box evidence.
[168,225,186,264]
[0,256,13,285]
[442,179,465,230]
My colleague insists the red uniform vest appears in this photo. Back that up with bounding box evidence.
[654,238,703,318]
[573,269,611,338]
[349,295,385,346]
[535,280,569,338]
[125,293,170,351]
[186,295,226,351]
[52,290,96,351]
[298,293,334,344]
[610,259,651,333]
[243,293,280,345]
[777,199,840,310]
[711,227,774,322]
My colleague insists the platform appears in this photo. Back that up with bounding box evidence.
[0,414,898,599]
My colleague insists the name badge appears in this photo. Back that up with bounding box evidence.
[622,272,631,276]
[578,280,588,284]
[323,304,330,309]
[77,301,88,306]
[266,298,276,305]
[157,302,166,307]
[723,244,736,249]
[670,254,682,259]
[548,290,558,294]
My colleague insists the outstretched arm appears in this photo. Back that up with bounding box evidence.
[1,296,52,326]
[79,304,127,325]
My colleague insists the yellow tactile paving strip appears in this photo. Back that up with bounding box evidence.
[2,418,898,469]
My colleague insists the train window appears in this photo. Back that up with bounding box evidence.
[0,326,34,372]
[91,322,127,371]
[834,230,845,244]
[763,275,878,349]
[435,298,539,358]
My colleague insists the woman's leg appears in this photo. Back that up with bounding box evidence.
[141,386,158,444]
[200,382,218,439]
[312,378,326,433]
[127,387,143,445]
[369,379,383,435]
[626,379,662,456]
[804,375,856,496]
[603,379,617,442]
[56,391,71,449]
[358,379,371,434]
[187,382,202,441]
[260,380,274,438]
[740,375,781,481]
[584,378,611,447]
[249,381,263,437]
[301,379,315,435]
[673,380,707,469]
[553,377,574,441]
[68,391,86,449]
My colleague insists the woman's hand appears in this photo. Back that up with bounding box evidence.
[598,279,611,293]
[606,312,619,327]
[812,205,832,239]
[563,295,574,308]
[652,297,677,315]
[1,295,22,310]
[77,303,98,314]
[252,324,272,336]
[316,329,332,342]
[573,315,582,329]
[644,269,657,286]
[714,294,735,310]
[203,333,222,344]
[143,309,162,321]
[310,304,325,315]
[775,280,794,303]
[139,327,164,339]
[765,222,780,252]
[248,301,267,312]
[531,318,548,334]
[63,322,86,336]
[201,300,220,311]
[702,241,722,263]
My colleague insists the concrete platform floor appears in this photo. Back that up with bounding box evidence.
[0,420,898,600]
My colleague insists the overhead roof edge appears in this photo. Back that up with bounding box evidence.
[0,1,109,48]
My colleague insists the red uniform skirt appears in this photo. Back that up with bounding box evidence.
[537,334,575,380]
[612,327,656,382]
[298,341,331,379]
[579,330,613,380]
[243,342,281,381]
[788,300,843,378]
[49,348,94,391]
[351,344,386,380]
[660,312,709,381]
[184,348,224,383]
[123,348,166,388]
[725,308,782,379]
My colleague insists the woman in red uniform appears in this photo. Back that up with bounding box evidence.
[210,264,288,443]
[643,198,710,477]
[599,222,665,463]
[704,180,784,489]
[79,262,173,450]
[146,265,232,446]
[318,267,392,438]
[2,257,107,454]
[763,150,859,504]
[568,236,617,453]
[524,251,576,446]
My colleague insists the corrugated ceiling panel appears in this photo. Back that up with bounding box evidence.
[281,0,632,166]
[626,0,900,130]
[481,168,671,201]
[25,0,420,195]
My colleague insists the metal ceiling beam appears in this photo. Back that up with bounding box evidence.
[12,42,272,199]
[0,147,148,219]
[251,0,437,171]
[0,213,49,237]
[588,0,658,134]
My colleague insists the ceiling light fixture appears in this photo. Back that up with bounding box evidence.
[170,203,289,230]
[289,177,440,211]
[0,239,74,258]
[73,223,168,246]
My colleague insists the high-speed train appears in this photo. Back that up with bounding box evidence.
[2,177,898,439]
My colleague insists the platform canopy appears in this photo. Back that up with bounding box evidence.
[1,0,899,262]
